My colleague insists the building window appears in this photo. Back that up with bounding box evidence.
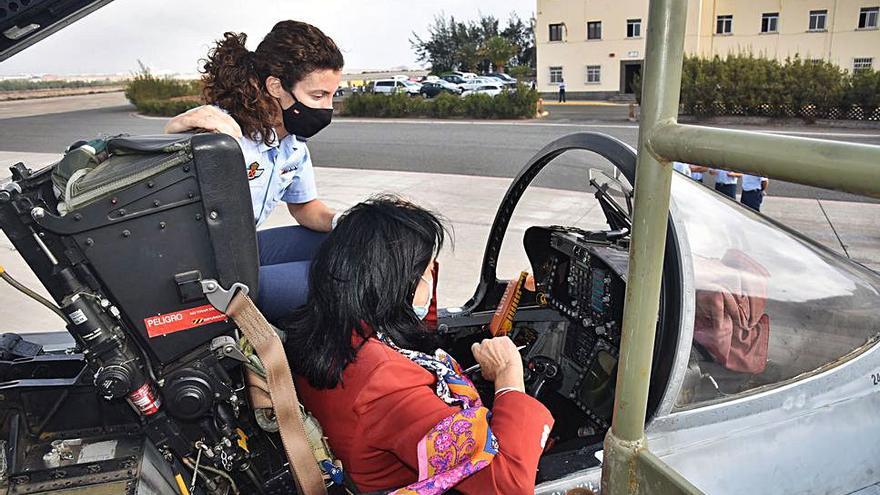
[587,21,602,40]
[586,65,601,83]
[716,15,733,34]
[627,19,642,38]
[853,57,874,72]
[761,12,779,33]
[809,10,827,31]
[858,7,879,29]
[549,66,564,84]
[549,23,564,42]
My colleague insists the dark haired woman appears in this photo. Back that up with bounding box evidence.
[285,196,554,494]
[164,21,344,321]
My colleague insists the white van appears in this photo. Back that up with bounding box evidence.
[372,79,421,95]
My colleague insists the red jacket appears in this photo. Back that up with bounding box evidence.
[296,338,555,494]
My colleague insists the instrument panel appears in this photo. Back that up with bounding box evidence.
[525,227,629,430]
[546,231,627,345]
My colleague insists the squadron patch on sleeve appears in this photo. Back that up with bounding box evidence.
[247,162,264,180]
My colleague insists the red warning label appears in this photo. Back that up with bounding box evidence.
[144,304,228,338]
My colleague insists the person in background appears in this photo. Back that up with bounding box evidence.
[689,165,707,183]
[740,174,769,212]
[558,78,566,103]
[672,161,692,178]
[712,169,740,199]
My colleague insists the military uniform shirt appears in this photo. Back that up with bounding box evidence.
[672,161,691,177]
[714,169,739,185]
[238,132,318,227]
[741,174,766,192]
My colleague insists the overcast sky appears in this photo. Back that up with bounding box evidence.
[1,0,534,76]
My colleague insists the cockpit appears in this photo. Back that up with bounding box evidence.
[434,133,880,484]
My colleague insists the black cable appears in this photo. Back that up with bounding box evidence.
[0,267,68,323]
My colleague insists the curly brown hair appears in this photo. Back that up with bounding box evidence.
[201,21,344,145]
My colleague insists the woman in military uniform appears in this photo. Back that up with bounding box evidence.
[165,20,344,321]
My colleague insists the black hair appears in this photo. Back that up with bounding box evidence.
[282,195,448,389]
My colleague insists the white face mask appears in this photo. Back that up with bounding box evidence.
[412,275,433,320]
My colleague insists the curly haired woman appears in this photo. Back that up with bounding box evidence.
[165,21,344,321]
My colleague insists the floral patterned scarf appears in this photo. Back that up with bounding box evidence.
[376,333,499,495]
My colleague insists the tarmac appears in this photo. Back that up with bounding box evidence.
[0,91,127,120]
[0,93,878,334]
[2,150,879,334]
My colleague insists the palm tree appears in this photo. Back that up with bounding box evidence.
[481,36,517,73]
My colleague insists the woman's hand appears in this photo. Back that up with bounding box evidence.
[471,337,525,393]
[164,105,243,139]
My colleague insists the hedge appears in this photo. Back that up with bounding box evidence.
[343,84,539,119]
[127,79,541,119]
[135,97,203,117]
[125,69,202,116]
[632,54,880,121]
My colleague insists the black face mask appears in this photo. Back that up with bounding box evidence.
[280,94,333,138]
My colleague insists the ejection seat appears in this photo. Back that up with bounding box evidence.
[4,132,337,493]
[36,133,260,365]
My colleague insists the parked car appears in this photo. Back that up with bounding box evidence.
[372,79,421,96]
[459,77,506,92]
[419,81,461,98]
[461,83,504,97]
[400,80,422,95]
[485,72,518,88]
[440,73,467,85]
[333,86,346,97]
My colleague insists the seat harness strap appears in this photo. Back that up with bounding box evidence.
[226,292,327,495]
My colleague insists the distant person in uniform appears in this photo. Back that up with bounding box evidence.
[712,169,740,199]
[558,78,566,103]
[672,161,692,177]
[689,165,707,183]
[740,174,768,212]
[164,20,344,321]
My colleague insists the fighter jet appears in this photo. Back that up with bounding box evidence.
[1,3,879,495]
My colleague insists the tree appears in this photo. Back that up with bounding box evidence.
[501,13,536,68]
[412,12,536,73]
[481,36,517,73]
[453,19,483,72]
[507,65,532,80]
[410,15,458,74]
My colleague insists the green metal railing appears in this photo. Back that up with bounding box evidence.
[602,0,880,493]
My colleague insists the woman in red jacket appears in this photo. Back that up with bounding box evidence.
[282,195,554,494]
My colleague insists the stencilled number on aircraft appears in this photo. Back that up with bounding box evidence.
[871,372,880,386]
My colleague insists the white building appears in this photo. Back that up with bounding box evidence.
[537,0,880,99]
